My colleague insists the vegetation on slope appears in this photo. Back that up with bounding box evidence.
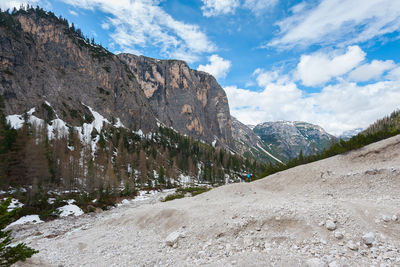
[162,187,211,202]
[0,95,265,220]
[0,198,38,266]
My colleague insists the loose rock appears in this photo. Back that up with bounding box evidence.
[165,231,181,247]
[347,240,358,251]
[326,220,336,231]
[362,232,375,246]
[334,231,344,240]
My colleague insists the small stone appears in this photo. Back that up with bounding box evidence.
[392,215,398,221]
[362,232,375,246]
[243,237,254,247]
[165,231,181,247]
[347,240,358,251]
[326,220,336,231]
[382,215,391,222]
[334,231,344,240]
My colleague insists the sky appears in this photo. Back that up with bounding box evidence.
[2,0,400,135]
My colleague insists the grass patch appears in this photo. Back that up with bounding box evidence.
[162,187,211,202]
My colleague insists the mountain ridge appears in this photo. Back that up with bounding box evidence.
[0,9,234,151]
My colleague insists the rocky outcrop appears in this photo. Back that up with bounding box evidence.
[118,54,233,147]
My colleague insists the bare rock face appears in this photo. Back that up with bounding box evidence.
[0,11,234,149]
[0,12,157,131]
[118,54,233,148]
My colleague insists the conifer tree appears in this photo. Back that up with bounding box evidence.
[0,198,38,266]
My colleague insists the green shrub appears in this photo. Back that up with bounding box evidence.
[162,187,210,202]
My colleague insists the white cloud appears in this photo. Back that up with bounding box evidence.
[198,54,231,79]
[0,0,39,10]
[269,0,400,48]
[348,60,396,82]
[201,0,240,17]
[100,22,110,30]
[243,0,278,16]
[68,9,78,16]
[226,63,400,136]
[201,0,277,17]
[387,67,400,80]
[61,0,215,62]
[296,46,365,86]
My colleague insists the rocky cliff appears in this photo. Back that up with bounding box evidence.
[0,10,157,131]
[0,9,233,148]
[118,54,233,147]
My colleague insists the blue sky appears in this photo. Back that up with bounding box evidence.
[2,0,400,135]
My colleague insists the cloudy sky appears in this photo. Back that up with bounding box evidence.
[2,0,400,135]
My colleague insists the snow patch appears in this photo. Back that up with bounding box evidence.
[114,118,126,128]
[5,198,24,211]
[179,174,191,184]
[6,215,43,228]
[212,140,217,147]
[57,200,84,217]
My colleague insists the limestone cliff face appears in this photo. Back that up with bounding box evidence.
[0,12,157,131]
[118,54,233,147]
[0,11,234,148]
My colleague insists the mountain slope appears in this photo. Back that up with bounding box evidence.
[0,8,234,149]
[14,134,400,266]
[231,116,283,164]
[0,9,157,131]
[253,121,337,162]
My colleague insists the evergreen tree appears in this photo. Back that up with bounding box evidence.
[0,198,38,266]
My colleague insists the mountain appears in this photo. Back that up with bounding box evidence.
[338,128,363,140]
[253,121,337,162]
[0,7,266,212]
[0,8,233,150]
[118,54,233,148]
[230,117,284,164]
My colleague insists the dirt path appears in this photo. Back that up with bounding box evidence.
[14,135,400,266]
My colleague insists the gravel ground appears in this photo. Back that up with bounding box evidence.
[13,135,400,266]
